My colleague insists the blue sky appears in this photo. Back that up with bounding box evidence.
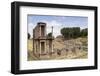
[28,15,88,38]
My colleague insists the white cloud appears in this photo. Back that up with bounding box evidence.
[28,20,64,38]
[42,20,62,37]
[28,23,35,38]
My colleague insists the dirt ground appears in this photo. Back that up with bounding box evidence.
[28,37,88,61]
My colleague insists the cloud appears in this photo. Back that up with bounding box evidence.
[28,16,88,38]
[44,20,62,37]
[28,20,63,38]
[28,23,35,38]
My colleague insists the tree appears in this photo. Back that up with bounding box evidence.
[80,28,88,37]
[61,28,70,39]
[61,27,80,39]
[72,27,80,38]
[47,32,52,37]
[28,33,31,39]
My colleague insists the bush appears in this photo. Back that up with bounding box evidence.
[47,32,52,37]
[28,33,31,39]
[80,28,88,37]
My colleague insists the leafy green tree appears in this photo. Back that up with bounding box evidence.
[61,27,80,39]
[61,28,69,39]
[72,27,80,38]
[80,28,88,37]
[28,33,31,39]
[47,32,52,37]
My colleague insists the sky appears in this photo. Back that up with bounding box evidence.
[27,15,88,38]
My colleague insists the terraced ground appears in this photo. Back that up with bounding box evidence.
[28,37,88,61]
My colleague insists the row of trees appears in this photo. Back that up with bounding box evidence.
[61,27,88,39]
[28,27,88,40]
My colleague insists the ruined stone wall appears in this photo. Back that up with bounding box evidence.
[34,25,41,39]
